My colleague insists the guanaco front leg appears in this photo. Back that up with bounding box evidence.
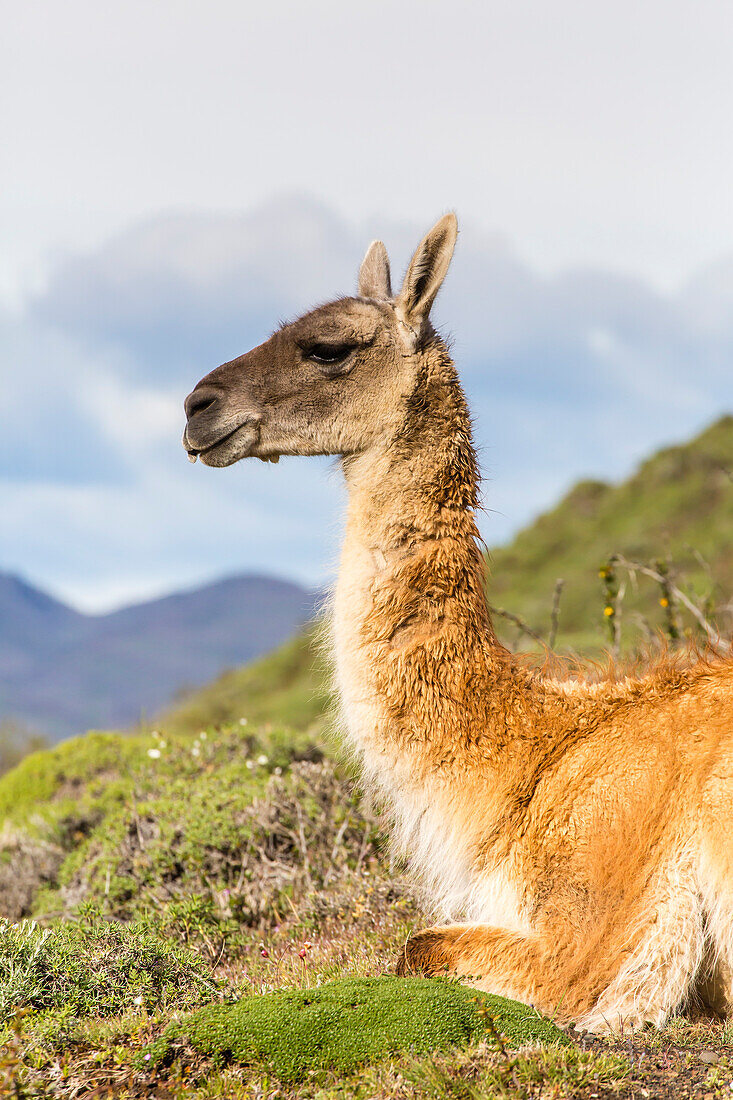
[397,924,547,1008]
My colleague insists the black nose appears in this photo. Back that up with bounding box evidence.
[184,386,219,421]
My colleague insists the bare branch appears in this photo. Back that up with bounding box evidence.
[548,579,564,651]
[612,579,626,661]
[487,602,545,647]
[611,554,730,654]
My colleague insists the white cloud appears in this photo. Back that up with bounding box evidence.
[0,458,341,612]
[4,0,733,297]
[32,196,361,381]
[78,375,183,459]
[2,195,732,610]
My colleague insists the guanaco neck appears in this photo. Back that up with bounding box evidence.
[333,339,528,781]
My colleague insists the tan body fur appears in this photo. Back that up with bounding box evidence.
[184,215,733,1032]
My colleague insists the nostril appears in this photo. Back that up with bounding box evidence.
[185,387,219,420]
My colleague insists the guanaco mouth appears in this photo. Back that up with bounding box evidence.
[184,419,261,464]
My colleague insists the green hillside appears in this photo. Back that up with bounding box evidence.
[487,415,733,652]
[161,622,335,739]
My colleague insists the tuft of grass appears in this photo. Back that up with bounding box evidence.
[143,975,568,1083]
[403,1042,630,1099]
[0,915,216,1026]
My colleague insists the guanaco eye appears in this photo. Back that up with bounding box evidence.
[303,343,356,366]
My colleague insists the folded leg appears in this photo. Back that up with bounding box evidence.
[397,924,548,1008]
[397,896,705,1034]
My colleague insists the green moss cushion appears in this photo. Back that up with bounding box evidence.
[144,975,567,1082]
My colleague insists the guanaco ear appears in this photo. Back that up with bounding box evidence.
[396,213,457,338]
[358,240,393,300]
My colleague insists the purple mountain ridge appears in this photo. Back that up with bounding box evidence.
[0,572,321,742]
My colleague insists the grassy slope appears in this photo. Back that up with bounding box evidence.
[487,415,733,651]
[161,623,334,738]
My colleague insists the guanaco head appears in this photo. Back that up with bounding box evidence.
[183,214,457,467]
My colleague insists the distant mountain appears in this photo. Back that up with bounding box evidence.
[0,574,320,741]
[0,574,86,678]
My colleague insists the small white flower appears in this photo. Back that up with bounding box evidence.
[245,760,254,770]
[257,754,268,766]
[191,744,200,757]
[147,748,161,760]
[199,731,207,740]
[151,730,160,739]
[239,718,248,726]
[158,740,166,748]
[133,994,144,1006]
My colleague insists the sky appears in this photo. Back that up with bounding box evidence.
[2,0,733,611]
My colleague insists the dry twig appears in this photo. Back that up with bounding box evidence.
[548,579,564,651]
[611,554,729,654]
[486,603,545,647]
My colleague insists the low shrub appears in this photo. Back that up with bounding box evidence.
[0,721,393,939]
[0,827,64,921]
[0,915,216,1025]
[40,759,395,944]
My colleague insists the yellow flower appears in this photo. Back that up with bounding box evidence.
[604,606,615,617]
[659,597,669,608]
